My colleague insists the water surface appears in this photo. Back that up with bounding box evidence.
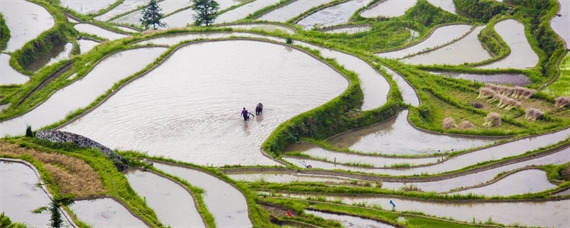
[452,169,557,196]
[159,0,244,28]
[0,0,55,52]
[381,66,419,106]
[360,0,417,18]
[95,0,151,21]
[228,172,353,183]
[59,0,115,14]
[402,26,492,65]
[306,209,396,228]
[551,0,569,47]
[61,40,347,167]
[70,198,149,227]
[297,0,373,30]
[74,23,128,40]
[429,71,532,86]
[216,0,282,24]
[376,24,471,59]
[0,47,167,137]
[78,38,101,54]
[0,53,28,85]
[477,19,539,69]
[257,0,335,23]
[111,0,192,27]
[125,169,205,227]
[323,25,371,34]
[221,23,295,34]
[154,163,253,227]
[24,42,73,72]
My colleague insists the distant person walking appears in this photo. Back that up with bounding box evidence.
[255,103,263,115]
[241,107,249,121]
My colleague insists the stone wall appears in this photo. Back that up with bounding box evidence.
[36,129,126,169]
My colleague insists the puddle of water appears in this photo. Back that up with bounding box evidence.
[0,161,55,227]
[551,0,569,47]
[306,209,396,228]
[228,172,353,183]
[124,169,205,227]
[291,194,570,228]
[360,0,417,18]
[257,0,335,23]
[286,127,570,176]
[429,71,532,86]
[0,53,28,85]
[297,0,374,30]
[328,110,495,155]
[59,0,116,14]
[216,0,282,24]
[0,0,55,52]
[70,198,149,227]
[285,142,442,167]
[78,38,101,54]
[376,24,472,59]
[477,19,539,69]
[74,23,128,40]
[24,42,73,72]
[221,23,295,34]
[323,25,372,34]
[153,163,253,227]
[60,40,347,167]
[0,47,167,137]
[95,0,151,22]
[299,41,390,111]
[381,146,570,192]
[452,169,557,196]
[381,66,420,106]
[402,26,493,65]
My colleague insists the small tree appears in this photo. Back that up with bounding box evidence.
[140,0,166,30]
[192,0,219,26]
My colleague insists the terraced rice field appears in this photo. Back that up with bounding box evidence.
[1,0,569,227]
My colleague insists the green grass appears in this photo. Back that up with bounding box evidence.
[545,52,570,96]
[0,13,10,51]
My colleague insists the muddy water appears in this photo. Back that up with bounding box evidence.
[376,24,472,59]
[159,0,244,28]
[402,26,493,65]
[78,38,101,54]
[285,142,442,167]
[154,163,253,227]
[70,198,149,227]
[228,172,354,183]
[323,25,371,34]
[0,0,55,52]
[74,23,128,40]
[24,42,73,72]
[221,24,295,34]
[0,53,28,85]
[297,0,373,30]
[328,110,495,155]
[299,41,390,110]
[360,0,417,18]
[0,47,166,137]
[381,66,419,106]
[381,146,570,192]
[125,170,205,227]
[59,0,115,14]
[551,0,569,47]
[453,169,557,196]
[306,209,396,228]
[478,19,539,69]
[216,0,282,24]
[111,0,192,26]
[294,194,570,227]
[61,40,347,167]
[287,127,570,176]
[0,161,54,227]
[429,71,532,86]
[95,0,151,21]
[257,0,335,23]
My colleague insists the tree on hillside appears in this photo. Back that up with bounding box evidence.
[192,0,219,26]
[140,0,166,30]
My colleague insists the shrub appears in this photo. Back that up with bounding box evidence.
[554,97,570,108]
[525,108,544,121]
[483,112,501,127]
[442,117,456,129]
[25,126,33,137]
[458,120,475,130]
[286,37,293,44]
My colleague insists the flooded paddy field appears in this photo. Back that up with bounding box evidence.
[2,0,569,226]
[125,169,205,227]
[551,0,569,47]
[376,24,472,59]
[70,197,149,227]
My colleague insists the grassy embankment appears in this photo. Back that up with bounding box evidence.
[545,52,570,96]
[0,13,10,51]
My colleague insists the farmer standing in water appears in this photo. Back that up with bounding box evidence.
[241,107,249,121]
